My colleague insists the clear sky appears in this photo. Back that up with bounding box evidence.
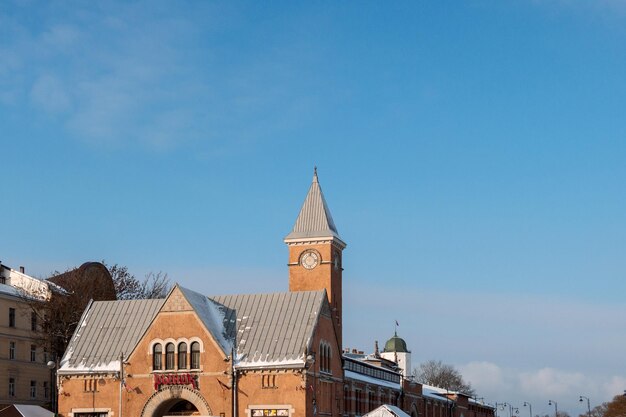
[2,1,626,414]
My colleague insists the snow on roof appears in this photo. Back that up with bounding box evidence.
[179,285,232,354]
[9,404,54,417]
[212,290,326,367]
[60,299,165,374]
[344,370,401,390]
[421,384,454,403]
[0,283,22,297]
[364,405,411,417]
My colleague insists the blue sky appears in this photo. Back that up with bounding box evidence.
[2,0,626,414]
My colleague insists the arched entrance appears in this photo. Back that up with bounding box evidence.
[140,386,212,417]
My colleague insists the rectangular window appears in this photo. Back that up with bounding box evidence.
[31,312,37,331]
[250,409,290,417]
[84,379,97,392]
[261,374,277,389]
[43,347,48,363]
[9,341,15,360]
[9,308,15,327]
[44,381,49,399]
[30,380,36,399]
[31,345,36,362]
[9,377,15,397]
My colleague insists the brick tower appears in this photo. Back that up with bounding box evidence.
[285,169,346,348]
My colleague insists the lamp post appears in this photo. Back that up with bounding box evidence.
[46,359,58,417]
[548,400,558,417]
[523,402,532,417]
[495,402,507,417]
[493,402,503,417]
[579,396,591,417]
[510,406,519,417]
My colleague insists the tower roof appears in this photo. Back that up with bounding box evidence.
[383,332,409,353]
[285,169,345,246]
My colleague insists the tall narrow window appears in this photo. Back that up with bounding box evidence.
[44,381,49,399]
[9,308,15,327]
[9,341,15,360]
[152,343,162,370]
[31,312,37,331]
[190,342,200,369]
[30,380,37,399]
[30,345,36,362]
[9,378,15,397]
[165,343,175,370]
[178,342,187,369]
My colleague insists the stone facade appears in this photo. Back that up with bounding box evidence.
[0,264,52,407]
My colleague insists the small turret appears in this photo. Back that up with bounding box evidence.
[380,331,412,379]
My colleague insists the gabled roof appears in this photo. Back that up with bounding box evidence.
[211,290,326,368]
[59,286,327,374]
[364,405,411,417]
[59,298,165,374]
[0,404,53,417]
[284,169,344,246]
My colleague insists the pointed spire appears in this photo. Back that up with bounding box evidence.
[284,169,345,247]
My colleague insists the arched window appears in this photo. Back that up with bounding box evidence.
[190,341,200,369]
[319,342,331,373]
[153,343,162,370]
[178,342,187,369]
[165,343,175,370]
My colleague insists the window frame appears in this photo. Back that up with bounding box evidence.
[190,341,200,369]
[9,377,15,397]
[165,343,175,370]
[178,342,187,370]
[30,380,37,399]
[152,343,162,371]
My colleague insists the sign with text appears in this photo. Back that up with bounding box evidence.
[153,373,198,391]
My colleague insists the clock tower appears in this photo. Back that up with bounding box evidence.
[285,169,346,348]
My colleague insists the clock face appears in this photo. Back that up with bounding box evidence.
[333,253,341,270]
[301,251,319,270]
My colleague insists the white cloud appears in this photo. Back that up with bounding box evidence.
[30,74,71,113]
[519,367,585,397]
[603,376,626,398]
[41,24,80,51]
[460,361,507,393]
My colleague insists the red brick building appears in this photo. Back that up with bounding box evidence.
[56,171,495,417]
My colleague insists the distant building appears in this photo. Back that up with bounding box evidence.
[56,171,495,417]
[0,263,53,407]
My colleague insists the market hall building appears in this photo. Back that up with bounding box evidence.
[56,172,495,417]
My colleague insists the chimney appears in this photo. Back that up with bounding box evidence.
[19,266,25,273]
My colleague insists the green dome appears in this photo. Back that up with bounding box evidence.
[383,332,408,353]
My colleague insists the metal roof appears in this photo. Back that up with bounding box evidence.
[210,290,326,367]
[284,169,343,243]
[59,287,327,373]
[60,298,165,373]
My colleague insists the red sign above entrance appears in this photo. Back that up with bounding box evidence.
[153,373,198,391]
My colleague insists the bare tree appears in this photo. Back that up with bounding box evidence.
[20,262,171,359]
[579,402,608,417]
[106,262,170,299]
[413,360,475,396]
